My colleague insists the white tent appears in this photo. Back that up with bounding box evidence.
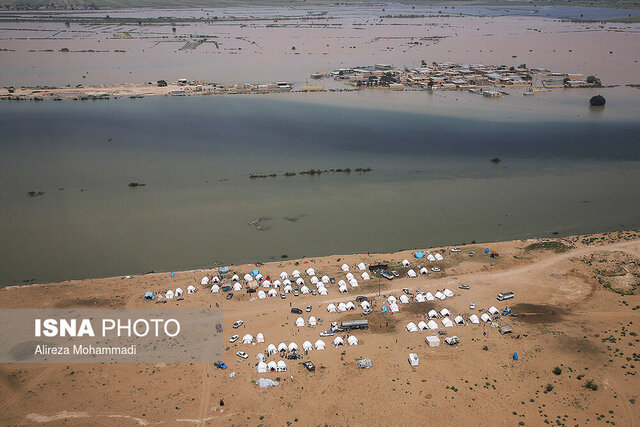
[288,342,299,352]
[284,285,293,293]
[187,285,196,294]
[306,268,316,276]
[337,302,347,312]
[360,301,371,310]
[390,303,400,313]
[296,277,305,286]
[292,270,301,278]
[440,308,451,317]
[255,274,264,281]
[302,341,313,351]
[300,286,310,294]
[435,253,444,261]
[233,282,242,291]
[419,267,429,275]
[257,362,267,373]
[406,322,419,332]
[443,289,454,298]
[341,264,350,272]
[308,316,317,326]
[321,275,330,284]
[347,335,359,346]
[295,317,305,327]
[427,320,439,330]
[267,344,277,355]
[345,301,356,310]
[210,284,220,293]
[346,272,355,281]
[416,294,426,303]
[257,353,266,362]
[409,353,419,366]
[399,295,410,304]
[327,303,337,313]
[361,272,370,280]
[268,289,277,297]
[488,306,500,316]
[277,360,287,372]
[469,314,480,324]
[428,309,439,319]
[349,279,359,288]
[442,318,454,327]
[277,343,287,352]
[339,284,348,293]
[427,254,436,262]
[314,339,326,350]
[480,313,492,323]
[211,276,220,283]
[231,274,240,282]
[387,296,397,304]
[201,276,210,285]
[407,269,417,278]
[242,334,253,344]
[417,321,429,331]
[357,262,366,270]
[258,290,267,299]
[333,336,344,346]
[402,259,410,267]
[283,279,292,286]
[165,290,174,299]
[175,288,183,296]
[454,315,465,325]
[273,280,282,288]
[310,276,319,285]
[318,287,328,295]
[338,279,347,287]
[435,291,446,300]
[426,335,440,347]
[268,361,278,372]
[243,273,253,282]
[425,292,435,301]
[280,271,289,280]
[262,280,271,287]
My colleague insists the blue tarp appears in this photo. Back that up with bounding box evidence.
[414,251,424,259]
[218,266,230,274]
[381,305,388,313]
[513,352,518,361]
[144,291,154,299]
[485,248,490,254]
[251,269,260,276]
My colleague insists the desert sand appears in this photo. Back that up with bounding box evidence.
[1,230,639,425]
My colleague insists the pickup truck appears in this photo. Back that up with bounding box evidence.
[381,270,394,280]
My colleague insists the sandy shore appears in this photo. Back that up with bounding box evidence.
[1,230,639,425]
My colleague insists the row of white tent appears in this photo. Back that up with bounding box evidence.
[295,316,317,327]
[259,336,358,358]
[406,267,441,278]
[210,283,243,292]
[406,312,491,331]
[240,333,265,344]
[402,253,443,267]
[256,360,288,373]
[326,301,357,312]
[164,285,197,299]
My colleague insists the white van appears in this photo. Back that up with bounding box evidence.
[497,292,514,301]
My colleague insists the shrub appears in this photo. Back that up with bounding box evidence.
[584,379,598,390]
[157,80,168,87]
[553,367,563,375]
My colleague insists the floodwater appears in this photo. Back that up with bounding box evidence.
[1,93,639,286]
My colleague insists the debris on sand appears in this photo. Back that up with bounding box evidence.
[249,217,270,231]
[26,191,44,198]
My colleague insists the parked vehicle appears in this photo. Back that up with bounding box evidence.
[355,296,368,303]
[402,288,411,294]
[340,320,369,331]
[497,292,515,301]
[363,309,373,315]
[226,293,234,300]
[311,289,317,296]
[280,293,286,299]
[221,285,232,292]
[458,284,470,290]
[330,277,336,284]
[302,361,315,372]
[287,353,301,360]
[381,271,394,280]
[431,267,441,272]
[469,251,476,257]
[469,302,476,310]
[229,334,239,343]
[391,271,400,277]
[291,308,303,314]
[320,330,334,337]
[232,320,243,328]
[236,351,248,359]
[247,288,256,294]
[214,361,227,369]
[306,305,312,312]
[451,248,461,252]
[294,290,299,297]
[502,307,512,316]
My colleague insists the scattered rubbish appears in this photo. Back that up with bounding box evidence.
[357,358,372,369]
[256,378,279,388]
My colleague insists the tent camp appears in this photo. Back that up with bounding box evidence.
[390,303,400,313]
[201,276,210,285]
[268,361,278,372]
[407,269,417,278]
[418,321,429,330]
[302,341,313,352]
[442,318,454,327]
[296,277,305,285]
[488,306,500,316]
[292,270,301,278]
[435,291,446,300]
[427,320,439,330]
[211,276,220,283]
[268,289,278,297]
[361,272,370,280]
[358,262,366,270]
[267,344,277,355]
[416,294,426,303]
[296,317,305,327]
[280,271,289,280]
[440,308,451,317]
[333,336,344,347]
[443,289,454,298]
[419,267,429,275]
[360,301,371,310]
[327,303,337,313]
[283,285,293,293]
[318,287,328,295]
[288,342,299,352]
[349,279,359,287]
[257,362,267,373]
[341,264,350,272]
[321,275,330,284]
[480,313,492,323]
[306,268,316,276]
[427,254,436,262]
[346,273,355,281]
[345,301,356,310]
[315,339,326,350]
[469,314,480,324]
[258,290,267,299]
[257,353,266,362]
[242,334,253,344]
[425,292,435,301]
[273,280,281,288]
[388,296,397,304]
[399,295,410,304]
[426,335,440,347]
[144,291,154,300]
[243,273,253,282]
[406,322,419,332]
[233,283,242,291]
[338,279,347,287]
[165,290,174,299]
[300,286,310,294]
[255,274,264,281]
[454,315,465,325]
[402,259,410,267]
[337,302,347,312]
[277,361,287,372]
[347,335,359,346]
[308,316,317,326]
[310,276,319,285]
[277,343,287,352]
[283,279,292,286]
[262,280,271,287]
[435,253,444,261]
[428,309,439,319]
[175,288,183,296]
[339,284,348,293]
[187,285,196,294]
[210,284,220,293]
